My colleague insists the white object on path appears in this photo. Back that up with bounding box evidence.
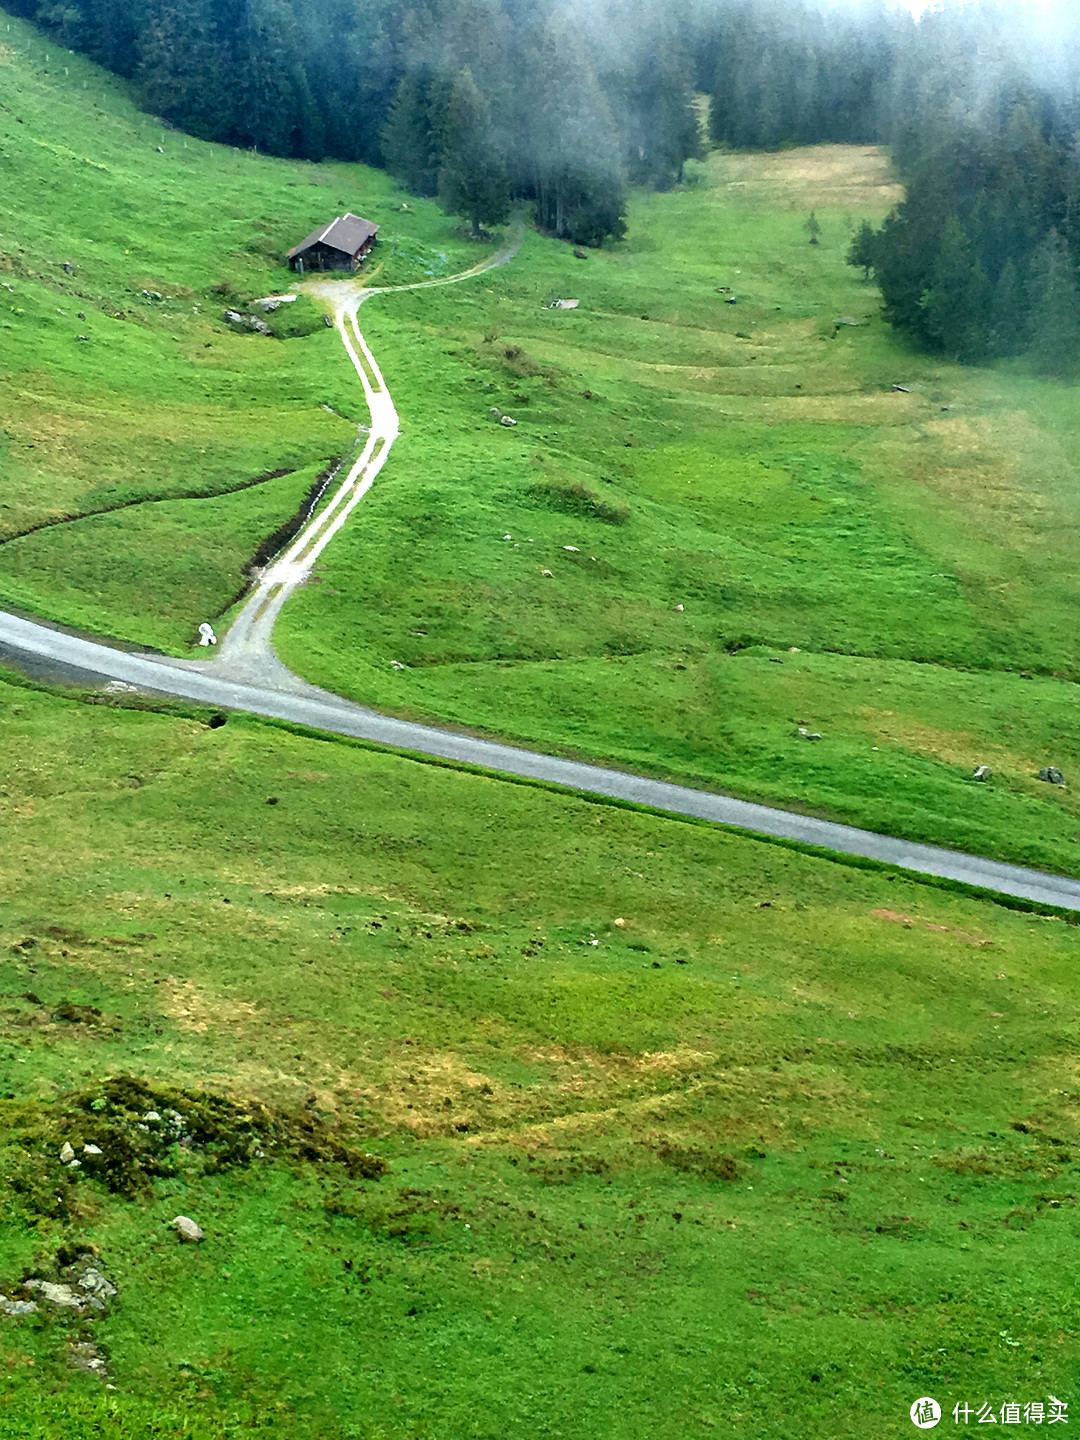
[198,623,217,647]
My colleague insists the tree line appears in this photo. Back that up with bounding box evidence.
[12,0,1080,368]
[846,4,1080,374]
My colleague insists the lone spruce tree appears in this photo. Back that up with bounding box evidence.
[438,69,510,238]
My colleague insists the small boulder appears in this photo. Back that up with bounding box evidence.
[0,1297,37,1316]
[78,1269,117,1303]
[500,415,517,426]
[171,1215,204,1243]
[1039,767,1065,786]
[574,247,588,259]
[797,727,823,742]
[25,1280,84,1309]
[61,262,74,275]
[973,765,993,782]
[59,1141,75,1164]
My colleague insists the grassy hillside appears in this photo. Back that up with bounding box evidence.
[5,22,1080,876]
[0,13,492,649]
[269,149,1080,878]
[0,670,1078,1437]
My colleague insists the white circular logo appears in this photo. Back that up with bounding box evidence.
[910,1398,941,1430]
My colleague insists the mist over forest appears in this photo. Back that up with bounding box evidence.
[7,0,1080,363]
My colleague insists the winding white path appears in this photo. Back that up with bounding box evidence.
[1,228,1079,912]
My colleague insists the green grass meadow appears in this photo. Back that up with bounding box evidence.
[0,14,490,648]
[0,675,1078,1438]
[2,18,1080,1437]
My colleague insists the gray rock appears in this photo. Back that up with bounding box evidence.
[223,310,245,325]
[25,1280,84,1309]
[0,1297,37,1316]
[70,1341,107,1376]
[973,765,993,782]
[171,1215,204,1243]
[797,727,823,742]
[60,1141,75,1163]
[500,415,517,427]
[1039,767,1066,786]
[61,262,74,275]
[79,1268,117,1302]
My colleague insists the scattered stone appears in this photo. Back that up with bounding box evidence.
[171,1215,204,1243]
[574,247,587,259]
[0,1296,37,1316]
[69,1341,108,1377]
[891,383,910,393]
[156,145,164,153]
[60,1141,75,1164]
[83,1143,103,1155]
[322,314,334,327]
[613,918,627,928]
[490,407,502,417]
[25,1279,84,1310]
[1039,767,1065,786]
[141,289,164,301]
[834,316,862,327]
[788,646,801,653]
[103,680,138,695]
[390,660,405,671]
[143,1111,161,1123]
[564,545,579,552]
[61,261,74,275]
[797,727,823,742]
[541,569,553,577]
[973,765,993,782]
[500,415,517,426]
[674,603,684,612]
[725,296,738,304]
[78,311,86,320]
[79,1269,117,1303]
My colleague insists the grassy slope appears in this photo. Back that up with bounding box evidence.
[0,14,491,648]
[270,149,1080,877]
[0,671,1078,1437]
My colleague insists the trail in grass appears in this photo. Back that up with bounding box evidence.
[209,224,526,685]
[3,219,1080,909]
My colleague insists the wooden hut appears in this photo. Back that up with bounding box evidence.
[287,214,379,273]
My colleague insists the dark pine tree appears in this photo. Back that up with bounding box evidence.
[437,67,510,237]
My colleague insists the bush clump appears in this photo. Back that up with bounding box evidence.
[0,1075,388,1218]
[525,479,629,525]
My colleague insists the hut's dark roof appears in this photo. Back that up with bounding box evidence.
[287,213,379,259]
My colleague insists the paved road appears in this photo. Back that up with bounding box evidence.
[3,228,1079,913]
[1,606,1079,912]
